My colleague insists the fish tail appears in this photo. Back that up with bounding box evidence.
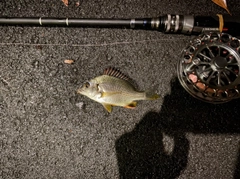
[144,90,160,100]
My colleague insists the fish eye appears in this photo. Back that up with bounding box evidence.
[84,82,90,88]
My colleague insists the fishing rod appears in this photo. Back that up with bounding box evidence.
[0,14,240,36]
[1,14,240,103]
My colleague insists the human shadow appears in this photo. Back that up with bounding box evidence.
[115,112,189,179]
[115,78,240,179]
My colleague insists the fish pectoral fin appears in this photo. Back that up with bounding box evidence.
[124,101,137,109]
[102,103,113,113]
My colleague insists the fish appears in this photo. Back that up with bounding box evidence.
[77,67,160,113]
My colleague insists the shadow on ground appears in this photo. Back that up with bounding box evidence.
[115,78,240,178]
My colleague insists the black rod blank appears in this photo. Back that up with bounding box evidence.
[0,15,240,36]
[0,17,152,28]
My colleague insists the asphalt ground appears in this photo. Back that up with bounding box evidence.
[1,0,240,178]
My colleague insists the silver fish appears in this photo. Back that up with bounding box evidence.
[77,67,159,113]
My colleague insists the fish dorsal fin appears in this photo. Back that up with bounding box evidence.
[103,67,130,81]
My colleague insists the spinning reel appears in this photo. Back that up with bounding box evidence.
[178,32,240,103]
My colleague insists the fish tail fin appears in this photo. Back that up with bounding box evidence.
[144,89,160,100]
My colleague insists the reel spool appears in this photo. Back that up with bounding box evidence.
[177,32,240,103]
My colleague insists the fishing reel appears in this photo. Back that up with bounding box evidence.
[177,32,240,103]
